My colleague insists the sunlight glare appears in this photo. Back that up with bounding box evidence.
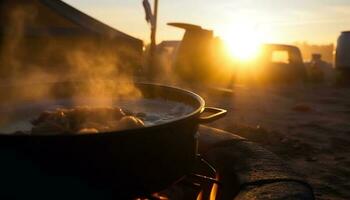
[221,20,263,61]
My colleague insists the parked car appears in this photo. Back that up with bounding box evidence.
[256,44,307,84]
[159,23,307,86]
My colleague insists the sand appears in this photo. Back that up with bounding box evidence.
[202,84,350,200]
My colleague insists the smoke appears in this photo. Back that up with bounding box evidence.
[0,3,142,107]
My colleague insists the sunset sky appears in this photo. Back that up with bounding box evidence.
[64,0,350,45]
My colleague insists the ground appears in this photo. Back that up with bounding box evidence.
[202,84,350,200]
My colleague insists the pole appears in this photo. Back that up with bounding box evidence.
[151,0,158,48]
[148,0,158,80]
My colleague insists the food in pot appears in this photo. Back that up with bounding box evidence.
[31,107,145,135]
[0,98,194,135]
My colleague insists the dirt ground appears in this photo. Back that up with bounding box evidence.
[201,84,350,200]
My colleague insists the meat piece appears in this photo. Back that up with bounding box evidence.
[31,111,54,125]
[117,116,145,130]
[78,128,99,134]
[31,110,69,126]
[66,107,125,130]
[31,107,144,135]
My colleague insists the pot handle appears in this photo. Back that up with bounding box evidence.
[199,107,227,124]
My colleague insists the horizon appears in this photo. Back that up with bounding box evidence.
[63,0,350,46]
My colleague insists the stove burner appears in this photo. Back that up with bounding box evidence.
[137,155,220,200]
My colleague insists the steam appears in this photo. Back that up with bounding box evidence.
[1,5,37,78]
[0,5,142,106]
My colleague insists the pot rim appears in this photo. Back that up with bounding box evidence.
[0,82,206,138]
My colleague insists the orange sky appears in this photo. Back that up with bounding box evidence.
[64,0,350,45]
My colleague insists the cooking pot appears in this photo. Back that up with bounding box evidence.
[0,81,226,198]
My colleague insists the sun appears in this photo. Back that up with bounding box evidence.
[220,20,262,61]
[224,33,261,61]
